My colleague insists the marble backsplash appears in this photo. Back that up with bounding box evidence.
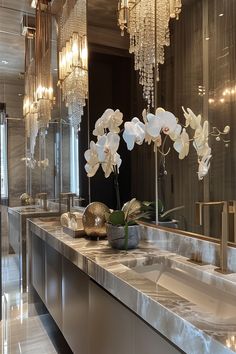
[139,224,236,273]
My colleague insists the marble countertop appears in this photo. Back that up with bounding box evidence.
[8,205,60,216]
[28,217,236,354]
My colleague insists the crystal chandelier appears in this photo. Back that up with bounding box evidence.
[35,0,53,129]
[118,0,182,107]
[58,0,88,129]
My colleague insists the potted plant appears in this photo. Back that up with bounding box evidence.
[141,200,185,229]
[106,199,147,250]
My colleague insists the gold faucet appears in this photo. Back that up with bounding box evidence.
[60,192,76,212]
[196,201,231,274]
[36,192,48,211]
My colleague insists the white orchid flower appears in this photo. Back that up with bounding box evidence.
[160,111,179,135]
[197,147,212,180]
[146,110,178,139]
[95,132,121,178]
[173,128,190,159]
[96,132,120,161]
[123,117,146,150]
[182,107,201,130]
[84,141,100,177]
[145,113,162,138]
[193,120,209,157]
[101,152,122,178]
[93,109,123,136]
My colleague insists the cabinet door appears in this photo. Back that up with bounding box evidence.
[134,315,183,354]
[8,212,20,259]
[62,257,89,354]
[89,280,183,354]
[31,234,45,302]
[89,280,135,354]
[45,244,62,329]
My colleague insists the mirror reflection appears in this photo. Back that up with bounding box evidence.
[0,0,236,244]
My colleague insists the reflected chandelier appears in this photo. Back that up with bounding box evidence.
[35,0,54,130]
[23,20,38,161]
[58,0,88,129]
[118,0,182,107]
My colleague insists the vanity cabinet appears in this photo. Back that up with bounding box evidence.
[62,257,89,354]
[31,233,45,302]
[89,281,182,354]
[45,244,62,329]
[30,233,89,354]
[29,231,182,354]
[8,212,21,264]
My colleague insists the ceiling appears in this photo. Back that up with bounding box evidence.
[0,0,124,116]
[0,0,34,82]
[88,0,118,30]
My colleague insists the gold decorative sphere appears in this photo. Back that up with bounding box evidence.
[82,202,110,238]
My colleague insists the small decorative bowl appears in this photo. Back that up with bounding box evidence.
[82,202,110,238]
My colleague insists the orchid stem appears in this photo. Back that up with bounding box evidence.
[113,167,121,210]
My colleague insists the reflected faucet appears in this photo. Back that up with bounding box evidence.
[36,192,48,211]
[196,201,231,274]
[60,192,76,212]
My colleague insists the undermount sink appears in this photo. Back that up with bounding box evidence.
[131,261,236,324]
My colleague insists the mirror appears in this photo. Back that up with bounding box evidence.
[1,0,235,243]
[129,0,236,242]
[86,0,236,243]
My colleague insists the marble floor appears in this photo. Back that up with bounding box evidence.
[0,207,72,354]
[0,254,60,354]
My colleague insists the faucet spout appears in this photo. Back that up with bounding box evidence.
[195,201,230,274]
[60,192,76,213]
[36,192,48,211]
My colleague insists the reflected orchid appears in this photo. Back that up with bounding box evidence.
[182,107,201,130]
[197,148,212,180]
[193,120,209,157]
[173,129,190,159]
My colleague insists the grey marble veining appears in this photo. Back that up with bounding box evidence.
[140,224,236,272]
[28,217,236,354]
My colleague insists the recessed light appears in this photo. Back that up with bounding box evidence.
[205,37,210,41]
[1,60,8,64]
[18,93,23,97]
[54,68,58,71]
[219,13,224,17]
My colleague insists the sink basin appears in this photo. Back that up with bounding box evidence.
[131,262,236,324]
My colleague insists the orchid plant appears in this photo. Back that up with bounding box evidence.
[122,107,230,180]
[85,106,230,212]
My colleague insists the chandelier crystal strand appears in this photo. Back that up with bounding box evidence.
[58,0,88,129]
[23,25,39,161]
[118,0,182,107]
[35,0,53,129]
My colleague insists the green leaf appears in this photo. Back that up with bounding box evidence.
[108,210,125,226]
[127,220,137,226]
